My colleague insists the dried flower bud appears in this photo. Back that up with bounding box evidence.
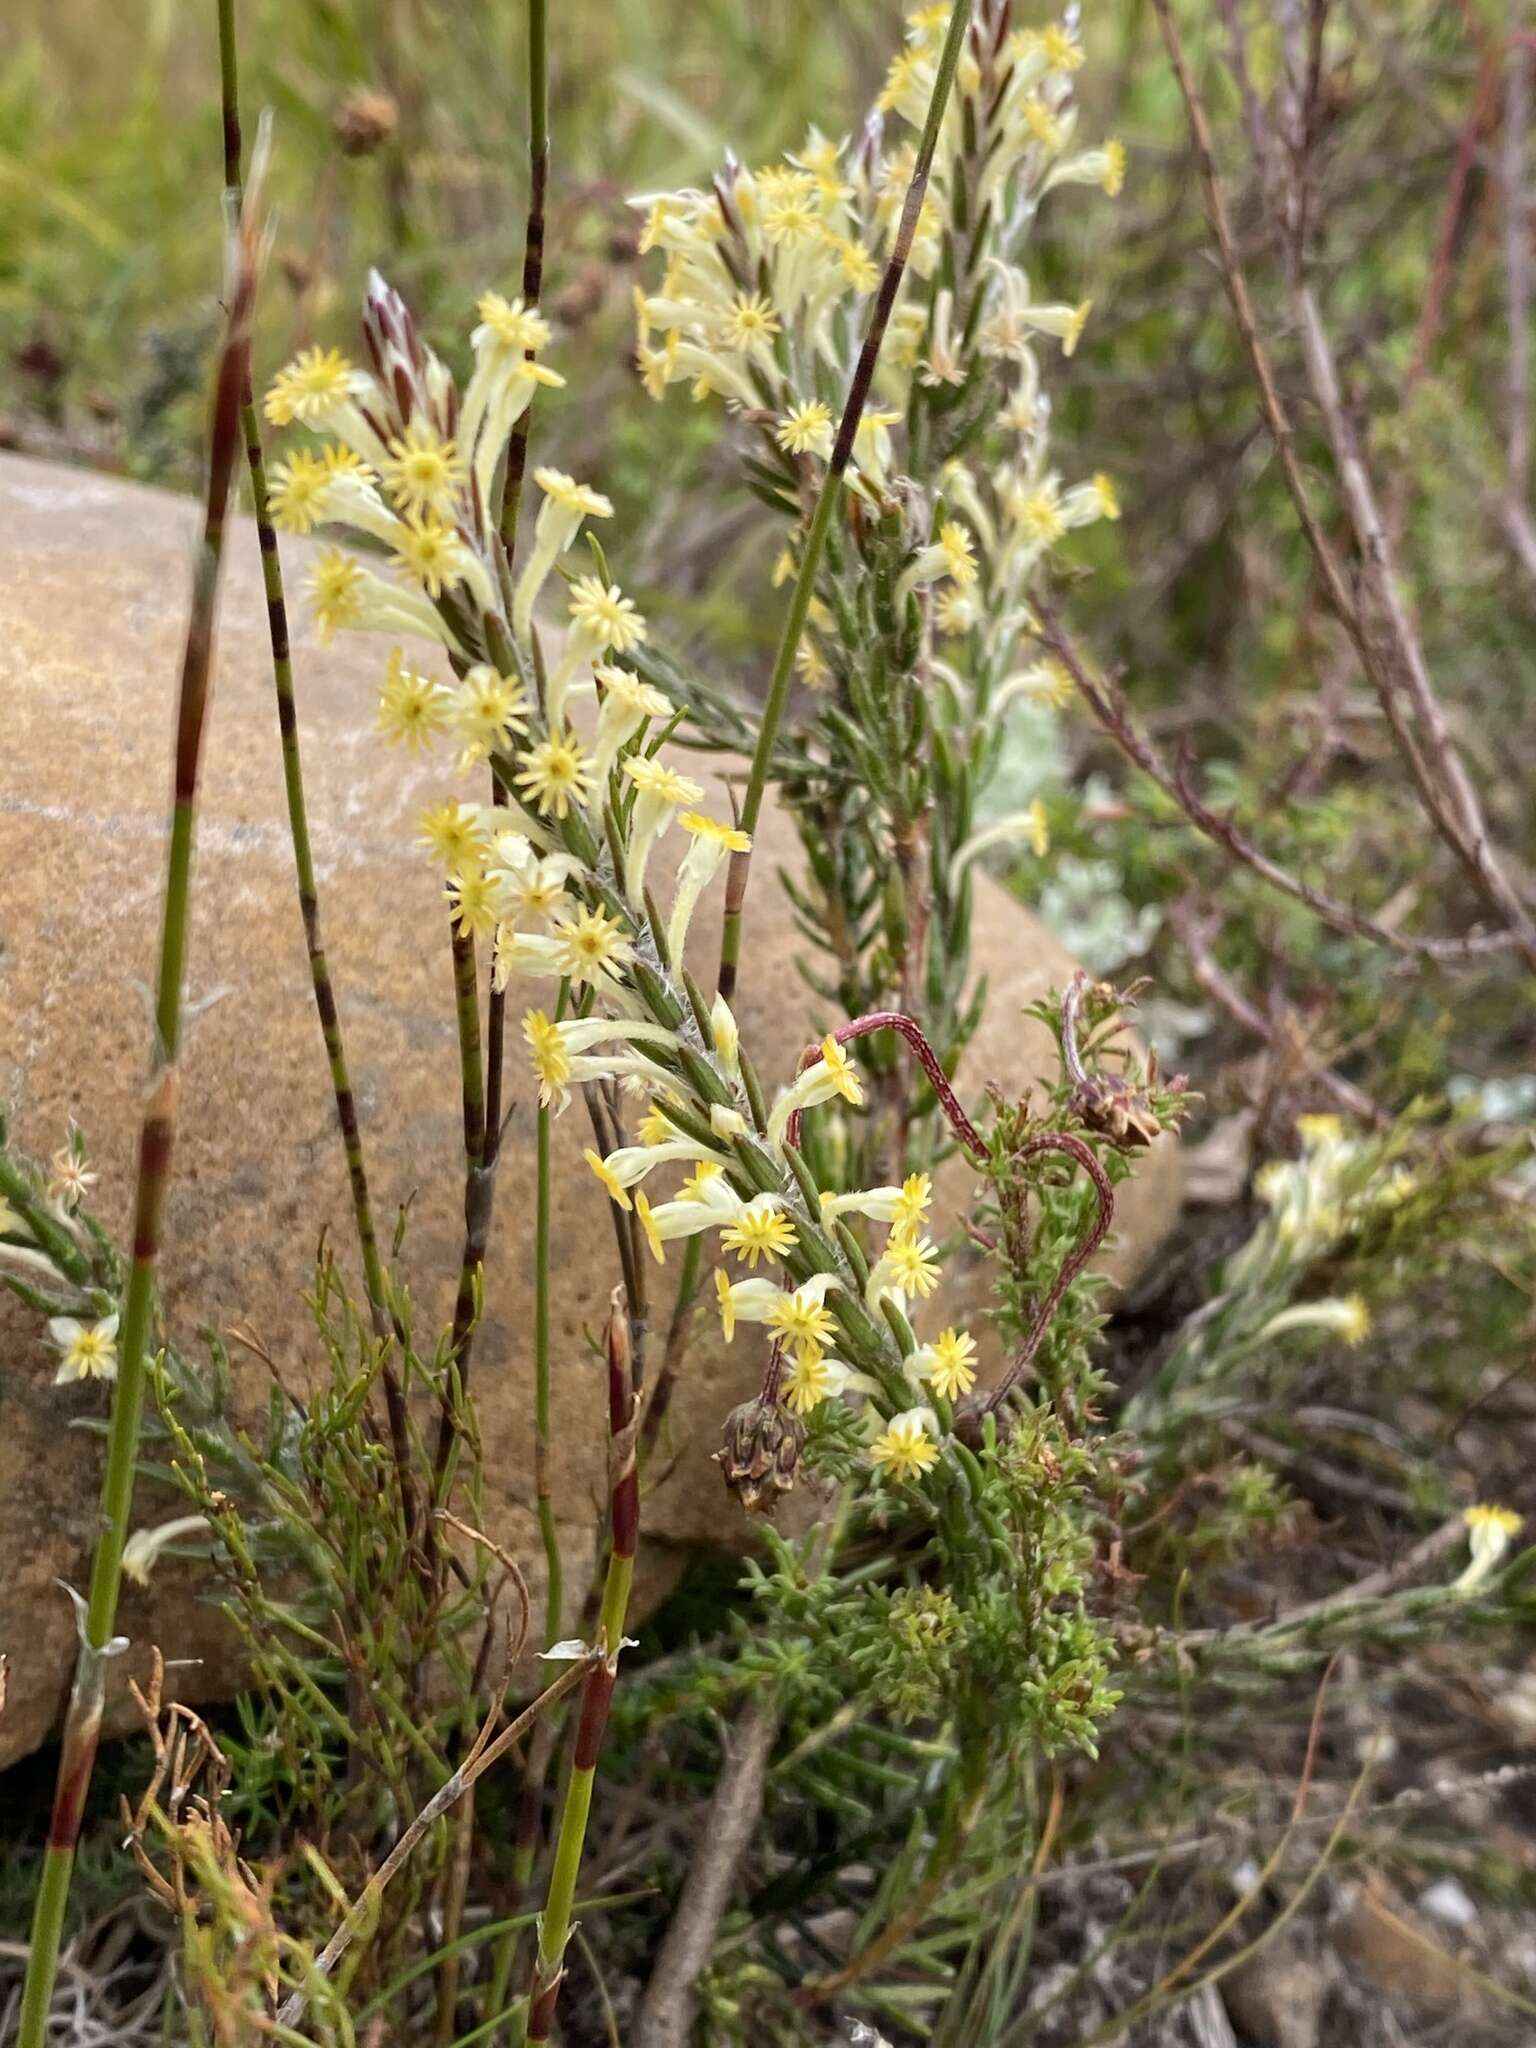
[333,88,399,158]
[715,1397,804,1514]
[1069,1072,1165,1151]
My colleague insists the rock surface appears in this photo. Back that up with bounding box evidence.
[0,452,1182,1765]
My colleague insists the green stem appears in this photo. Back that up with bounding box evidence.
[214,0,421,1561]
[17,194,259,2048]
[715,0,975,1002]
[525,1294,637,2043]
[534,1099,563,1647]
[435,923,490,1495]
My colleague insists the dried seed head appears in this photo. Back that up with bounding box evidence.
[715,1397,804,1515]
[1068,1072,1166,1151]
[333,88,399,158]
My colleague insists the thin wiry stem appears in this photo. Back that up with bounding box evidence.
[526,1293,638,2044]
[434,922,491,1498]
[497,0,549,563]
[213,0,423,1554]
[273,1656,596,2032]
[17,183,262,2048]
[1035,602,1519,964]
[1154,0,1536,965]
[534,1098,563,1649]
[1504,0,1532,504]
[716,0,976,1002]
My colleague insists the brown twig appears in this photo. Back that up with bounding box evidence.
[632,1699,779,2048]
[1036,600,1515,962]
[1154,0,1536,965]
[1166,898,1388,1128]
[1504,0,1533,503]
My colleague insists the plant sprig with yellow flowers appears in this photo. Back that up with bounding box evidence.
[631,1,1125,1185]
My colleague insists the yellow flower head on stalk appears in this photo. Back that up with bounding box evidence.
[1100,140,1126,196]
[1018,487,1067,546]
[309,548,367,641]
[784,1350,850,1416]
[391,510,468,597]
[446,867,500,940]
[380,420,465,519]
[49,1312,120,1386]
[1042,23,1086,73]
[48,1146,98,1211]
[921,1327,978,1400]
[1458,1504,1524,1591]
[637,1102,674,1146]
[870,1409,940,1481]
[452,666,528,755]
[524,1010,572,1105]
[269,447,335,534]
[892,1171,933,1241]
[721,292,782,352]
[569,575,648,654]
[720,1197,797,1269]
[377,648,452,750]
[264,345,361,426]
[777,400,835,458]
[417,801,483,869]
[884,1232,942,1299]
[1092,473,1121,520]
[553,906,635,988]
[515,730,596,818]
[817,1034,864,1108]
[767,1285,839,1363]
[474,291,553,357]
[680,811,750,857]
[1024,93,1069,149]
[938,521,979,586]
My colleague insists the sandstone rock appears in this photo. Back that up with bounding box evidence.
[0,452,1181,1764]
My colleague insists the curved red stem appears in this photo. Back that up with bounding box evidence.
[784,1010,988,1162]
[982,1133,1115,1417]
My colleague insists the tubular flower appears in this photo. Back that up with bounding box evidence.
[784,1350,852,1416]
[515,730,597,819]
[766,1034,865,1145]
[520,1011,676,1111]
[418,800,486,869]
[720,1195,797,1269]
[264,345,369,427]
[767,1279,841,1362]
[380,420,465,518]
[552,906,635,988]
[777,400,835,457]
[451,665,528,757]
[446,867,501,940]
[377,649,453,750]
[622,755,705,904]
[1457,1505,1524,1592]
[869,1408,941,1481]
[869,1231,943,1307]
[912,1327,977,1400]
[513,469,614,640]
[667,811,751,963]
[591,663,673,776]
[49,1312,120,1386]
